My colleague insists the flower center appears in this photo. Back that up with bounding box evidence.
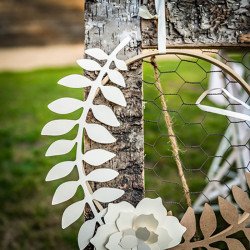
[136,227,150,241]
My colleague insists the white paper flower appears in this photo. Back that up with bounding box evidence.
[90,198,186,250]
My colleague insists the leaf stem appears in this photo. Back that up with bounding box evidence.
[75,41,128,224]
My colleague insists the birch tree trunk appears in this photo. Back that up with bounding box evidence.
[83,1,144,242]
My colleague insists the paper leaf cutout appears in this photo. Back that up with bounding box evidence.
[85,123,116,144]
[232,186,250,213]
[85,48,108,60]
[114,58,128,71]
[101,85,126,107]
[46,161,75,181]
[42,38,129,249]
[86,169,119,182]
[52,181,79,205]
[82,149,116,166]
[48,98,84,114]
[244,228,250,241]
[225,238,245,250]
[42,120,76,136]
[58,74,92,88]
[246,174,250,188]
[108,69,126,87]
[62,199,85,229]
[176,173,250,249]
[77,59,101,71]
[200,203,217,238]
[218,197,238,224]
[180,207,196,241]
[46,139,75,157]
[92,188,124,203]
[92,105,120,127]
[78,219,96,250]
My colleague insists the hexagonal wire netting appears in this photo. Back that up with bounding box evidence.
[142,50,250,221]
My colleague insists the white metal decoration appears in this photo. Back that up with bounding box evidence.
[42,37,131,249]
[193,59,250,211]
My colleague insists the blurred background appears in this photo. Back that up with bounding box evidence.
[0,0,84,70]
[0,1,249,249]
[0,1,85,249]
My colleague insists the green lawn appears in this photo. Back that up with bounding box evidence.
[0,60,228,249]
[0,67,84,249]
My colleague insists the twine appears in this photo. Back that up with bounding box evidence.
[150,56,192,207]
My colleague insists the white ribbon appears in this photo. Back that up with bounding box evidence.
[139,0,166,53]
[196,88,250,122]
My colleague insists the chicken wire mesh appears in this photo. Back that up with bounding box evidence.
[142,49,250,218]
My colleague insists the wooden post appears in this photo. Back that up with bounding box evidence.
[141,0,250,49]
[83,0,144,225]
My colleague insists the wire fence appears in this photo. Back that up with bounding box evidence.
[143,49,250,215]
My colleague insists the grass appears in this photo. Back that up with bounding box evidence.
[0,67,83,249]
[0,60,229,249]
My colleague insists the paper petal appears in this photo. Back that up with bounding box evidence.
[116,212,135,231]
[101,85,126,107]
[135,198,167,223]
[86,169,119,182]
[161,216,186,248]
[106,232,123,250]
[156,227,172,249]
[46,161,75,181]
[42,119,77,136]
[119,234,138,249]
[62,199,85,229]
[90,224,117,250]
[92,188,124,203]
[58,74,92,88]
[48,97,84,114]
[77,59,101,71]
[92,104,120,127]
[105,201,135,224]
[52,181,79,205]
[133,214,158,231]
[108,69,126,87]
[85,48,108,60]
[78,219,96,250]
[83,149,116,166]
[45,139,75,157]
[85,123,116,144]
